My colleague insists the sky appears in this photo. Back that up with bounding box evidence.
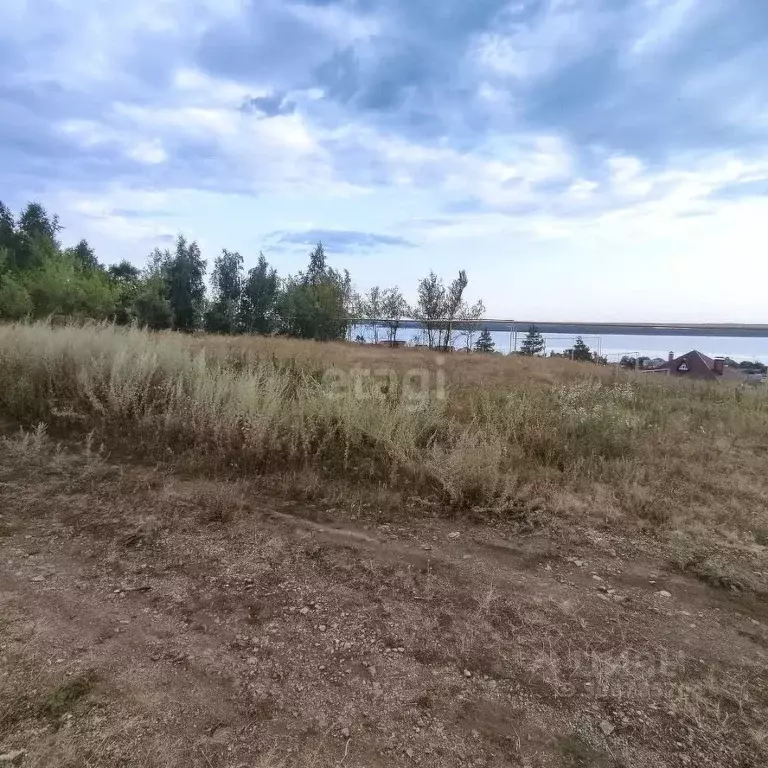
[2,0,768,321]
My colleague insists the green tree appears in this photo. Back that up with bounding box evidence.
[303,241,327,287]
[279,280,348,340]
[475,328,495,353]
[107,261,143,325]
[13,228,58,272]
[18,202,60,243]
[0,272,32,320]
[520,325,545,356]
[204,249,243,334]
[14,202,61,271]
[23,252,115,319]
[162,235,206,331]
[279,243,348,341]
[66,239,99,271]
[620,355,651,370]
[239,253,280,334]
[414,270,474,350]
[360,285,384,343]
[0,202,15,254]
[441,270,468,350]
[381,286,410,345]
[414,271,445,348]
[564,336,593,362]
[457,299,485,352]
[132,272,173,330]
[108,260,141,284]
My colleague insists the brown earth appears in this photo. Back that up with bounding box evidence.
[1,435,767,767]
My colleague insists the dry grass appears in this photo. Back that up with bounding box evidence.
[1,321,768,550]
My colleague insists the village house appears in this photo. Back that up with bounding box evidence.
[645,351,753,382]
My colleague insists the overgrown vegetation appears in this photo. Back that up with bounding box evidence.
[1,322,767,552]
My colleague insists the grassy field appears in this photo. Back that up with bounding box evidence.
[1,322,767,767]
[1,321,767,540]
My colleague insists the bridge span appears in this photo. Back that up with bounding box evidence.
[356,319,768,338]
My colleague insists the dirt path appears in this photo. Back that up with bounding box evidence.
[1,441,767,767]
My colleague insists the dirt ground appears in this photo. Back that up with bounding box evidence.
[1,434,767,767]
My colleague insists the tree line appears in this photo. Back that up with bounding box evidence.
[0,200,359,338]
[0,200,486,346]
[0,199,608,360]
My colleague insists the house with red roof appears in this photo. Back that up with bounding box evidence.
[645,351,750,382]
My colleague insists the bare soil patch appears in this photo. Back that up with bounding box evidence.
[1,438,767,767]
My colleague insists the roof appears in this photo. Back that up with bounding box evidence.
[646,350,749,382]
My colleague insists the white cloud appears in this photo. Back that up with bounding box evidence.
[172,68,253,105]
[607,156,652,197]
[4,0,768,326]
[567,179,599,199]
[58,119,167,166]
[2,0,246,91]
[127,140,168,165]
[58,119,114,147]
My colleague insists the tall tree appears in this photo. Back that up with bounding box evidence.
[133,272,173,330]
[67,239,99,271]
[414,271,445,348]
[162,235,206,331]
[381,286,410,345]
[279,280,348,340]
[13,202,60,271]
[474,328,495,353]
[108,260,141,284]
[18,202,60,244]
[361,285,383,343]
[520,325,545,356]
[0,202,15,255]
[303,242,327,287]
[204,249,243,334]
[280,242,348,341]
[240,253,280,335]
[106,260,144,325]
[441,270,468,350]
[457,299,486,352]
[414,270,474,350]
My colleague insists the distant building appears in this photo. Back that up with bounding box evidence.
[645,350,751,382]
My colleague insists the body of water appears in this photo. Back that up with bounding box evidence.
[351,325,768,363]
[501,333,768,363]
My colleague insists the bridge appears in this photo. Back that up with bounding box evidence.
[353,319,768,338]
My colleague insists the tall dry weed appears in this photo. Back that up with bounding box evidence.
[1,321,768,532]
